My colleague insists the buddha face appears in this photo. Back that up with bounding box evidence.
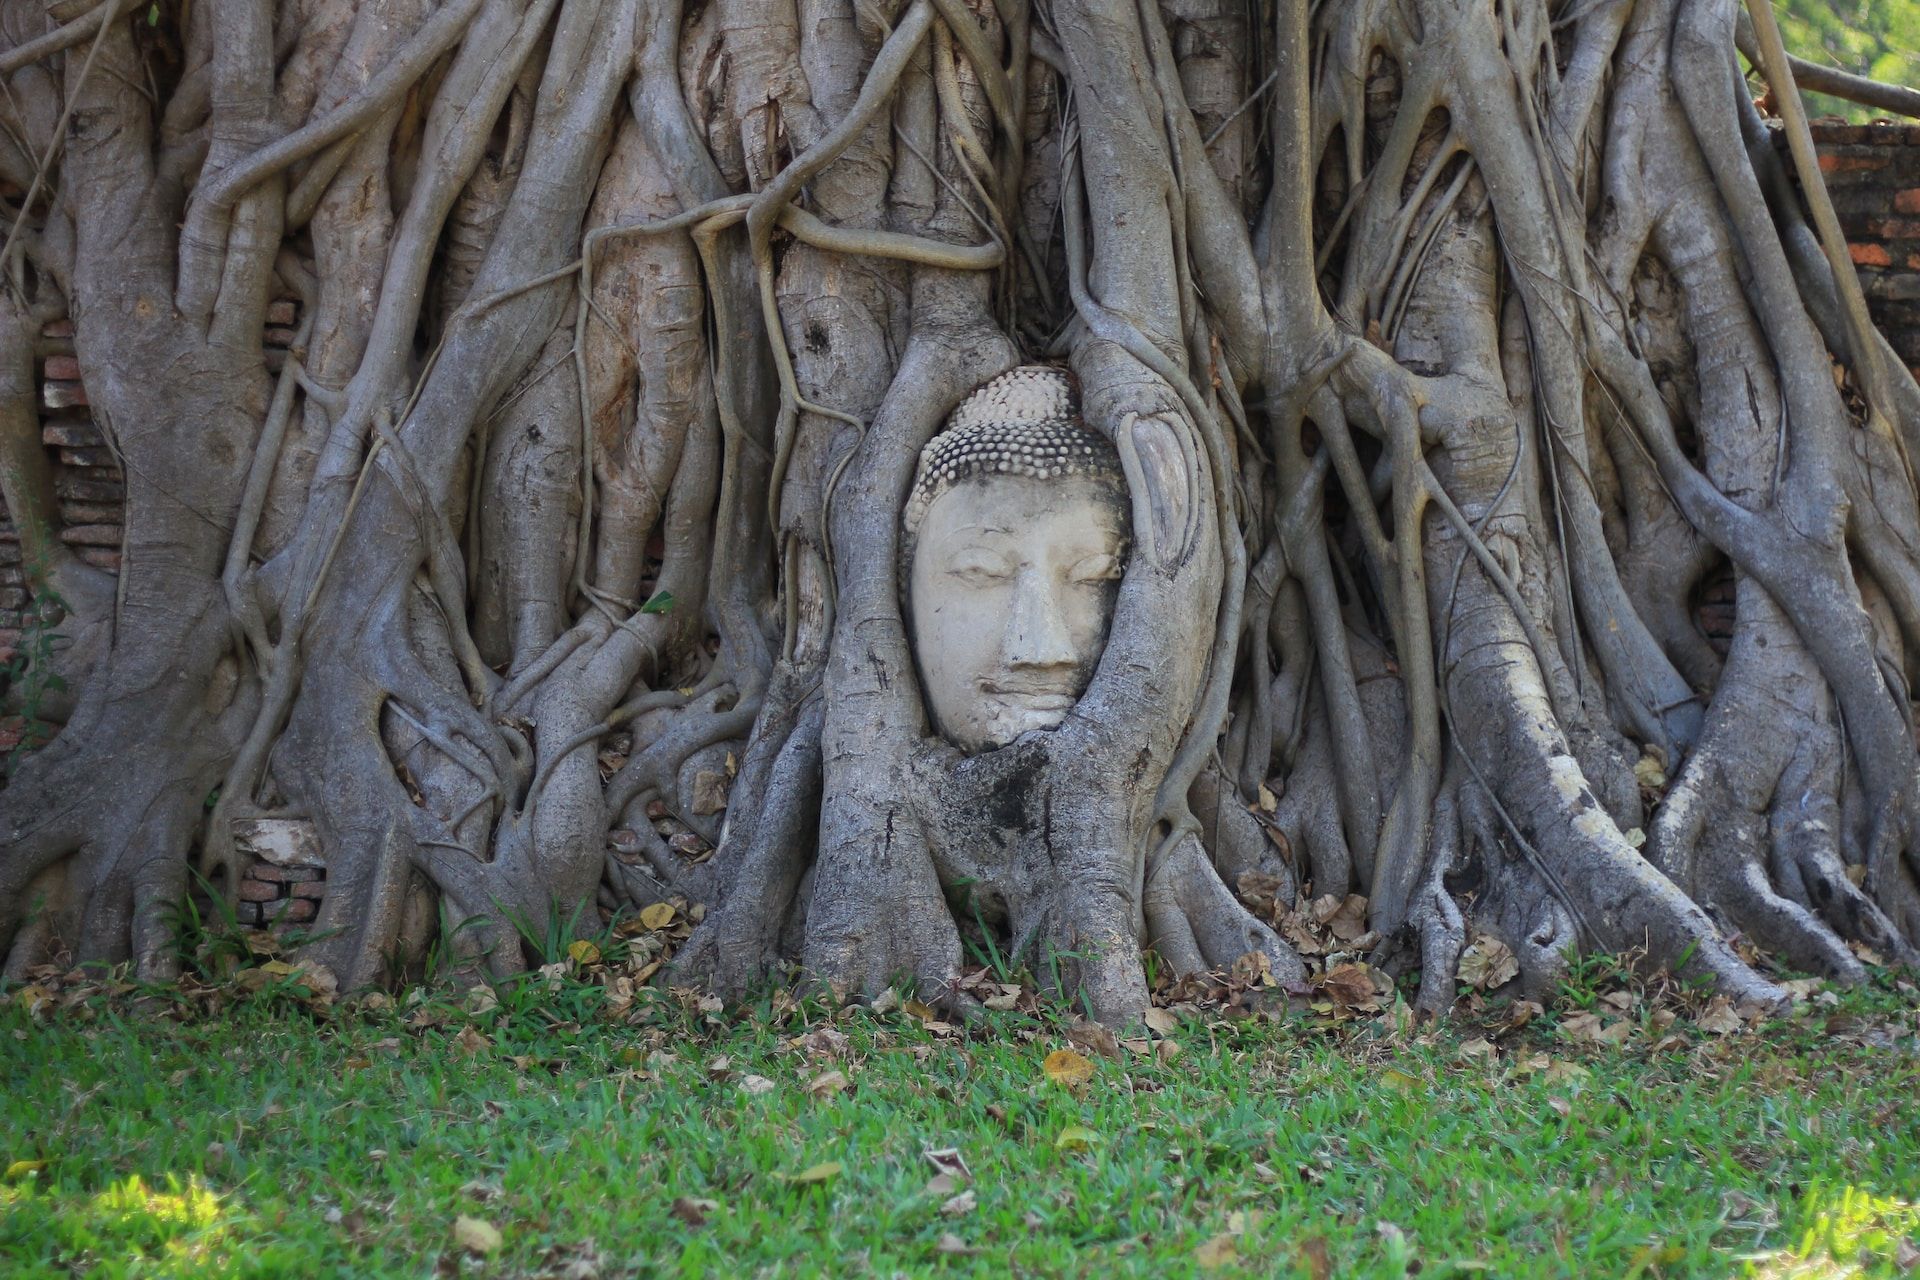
[908,472,1128,751]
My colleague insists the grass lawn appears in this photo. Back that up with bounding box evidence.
[3,960,1919,1279]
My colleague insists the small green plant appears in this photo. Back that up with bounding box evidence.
[163,870,255,982]
[1554,947,1637,1012]
[497,896,605,968]
[417,903,491,985]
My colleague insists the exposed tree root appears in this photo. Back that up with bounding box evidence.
[2,0,1919,1027]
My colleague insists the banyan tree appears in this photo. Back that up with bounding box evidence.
[3,0,1919,1025]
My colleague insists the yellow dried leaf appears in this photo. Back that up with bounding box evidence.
[1381,1068,1421,1095]
[5,1160,46,1180]
[567,940,601,966]
[1196,1233,1239,1269]
[639,903,676,930]
[452,1215,502,1254]
[1042,1048,1094,1087]
[904,998,937,1023]
[787,1161,842,1185]
[1054,1125,1097,1152]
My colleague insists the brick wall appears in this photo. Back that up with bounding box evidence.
[1812,121,1920,382]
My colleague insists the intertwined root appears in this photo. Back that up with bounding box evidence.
[4,0,1920,1026]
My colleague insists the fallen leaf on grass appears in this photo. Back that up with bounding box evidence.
[739,1074,776,1096]
[935,1232,977,1256]
[1381,1068,1421,1095]
[1541,1060,1590,1085]
[1318,962,1381,1011]
[1457,1036,1497,1062]
[5,1160,45,1180]
[1298,1234,1333,1280]
[1143,1007,1178,1035]
[453,1025,489,1057]
[779,1162,842,1186]
[1456,935,1519,990]
[567,940,601,966]
[1698,996,1744,1035]
[669,1197,718,1226]
[807,1070,850,1099]
[1055,1125,1097,1152]
[940,1190,976,1217]
[1196,1233,1239,1269]
[1067,1022,1121,1059]
[638,903,676,931]
[1559,1012,1629,1045]
[452,1215,503,1254]
[1043,1048,1094,1088]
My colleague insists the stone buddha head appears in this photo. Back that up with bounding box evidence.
[903,367,1130,752]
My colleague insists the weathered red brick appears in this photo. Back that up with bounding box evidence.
[1870,218,1920,240]
[59,447,115,468]
[41,421,102,448]
[265,299,297,325]
[54,475,123,502]
[40,319,72,338]
[57,502,120,525]
[266,896,318,924]
[249,863,322,883]
[42,381,87,410]
[1851,242,1893,267]
[58,524,122,548]
[263,326,298,347]
[42,355,81,380]
[290,879,326,900]
[75,548,121,571]
[1821,152,1890,174]
[237,878,284,902]
[1897,189,1920,215]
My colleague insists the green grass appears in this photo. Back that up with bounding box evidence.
[3,971,1918,1279]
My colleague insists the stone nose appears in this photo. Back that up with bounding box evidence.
[1003,568,1077,670]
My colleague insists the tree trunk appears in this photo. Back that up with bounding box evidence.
[3,0,1918,1024]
